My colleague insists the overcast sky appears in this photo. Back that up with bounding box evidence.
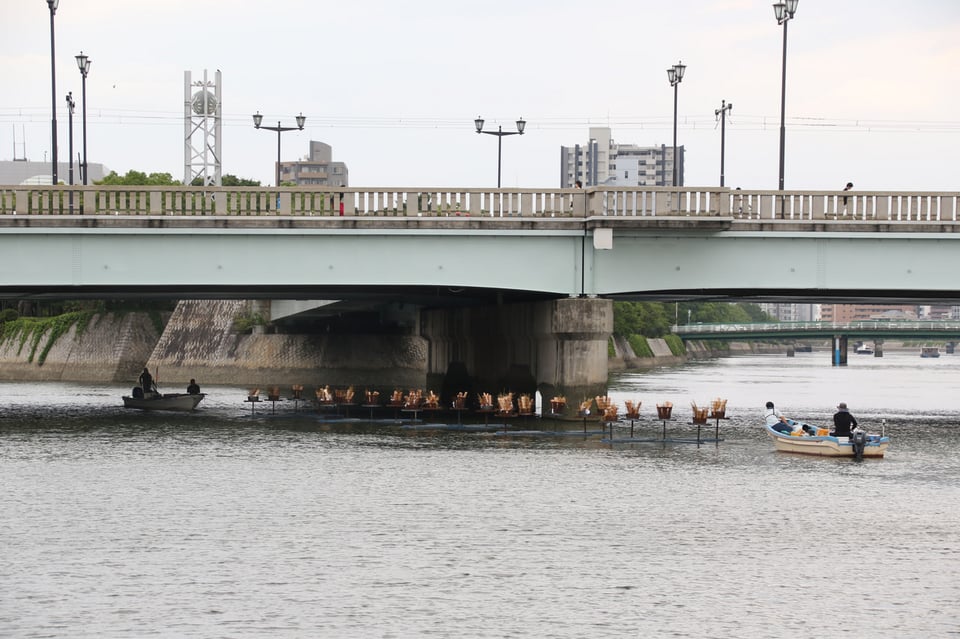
[1,0,958,190]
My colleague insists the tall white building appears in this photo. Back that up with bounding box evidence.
[560,127,683,188]
[759,303,819,322]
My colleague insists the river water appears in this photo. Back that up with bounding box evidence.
[2,350,959,638]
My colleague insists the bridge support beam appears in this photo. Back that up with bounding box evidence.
[422,298,613,407]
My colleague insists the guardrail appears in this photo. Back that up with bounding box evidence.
[1,185,958,222]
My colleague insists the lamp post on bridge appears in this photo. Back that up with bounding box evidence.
[46,0,59,185]
[252,111,306,187]
[474,116,526,188]
[75,51,91,184]
[666,61,686,187]
[66,91,75,213]
[715,100,732,187]
[773,0,798,191]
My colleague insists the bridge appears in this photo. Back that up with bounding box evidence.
[2,184,959,303]
[2,184,959,393]
[674,320,960,366]
[673,320,960,341]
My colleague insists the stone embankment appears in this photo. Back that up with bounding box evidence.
[148,300,428,388]
[1,301,788,386]
[0,312,159,383]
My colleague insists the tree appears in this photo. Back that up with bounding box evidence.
[96,170,179,186]
[190,174,262,187]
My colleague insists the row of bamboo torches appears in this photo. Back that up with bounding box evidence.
[247,385,726,422]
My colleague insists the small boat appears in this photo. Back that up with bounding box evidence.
[764,423,889,458]
[122,390,205,411]
[920,346,940,358]
[854,343,873,355]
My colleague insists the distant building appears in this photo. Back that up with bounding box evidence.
[560,127,682,188]
[759,303,818,322]
[0,160,107,186]
[820,304,918,322]
[279,141,348,187]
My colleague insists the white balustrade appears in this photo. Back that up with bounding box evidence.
[0,185,957,226]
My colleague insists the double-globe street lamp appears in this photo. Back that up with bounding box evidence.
[474,116,526,188]
[774,0,798,191]
[252,111,306,187]
[46,0,59,185]
[666,61,686,187]
[76,51,91,184]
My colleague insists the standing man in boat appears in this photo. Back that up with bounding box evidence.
[187,379,201,395]
[832,402,858,438]
[139,368,155,394]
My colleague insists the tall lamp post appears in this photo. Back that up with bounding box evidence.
[474,116,526,188]
[666,61,686,187]
[774,0,798,190]
[66,91,75,212]
[46,0,60,185]
[715,100,733,187]
[75,51,91,184]
[252,111,306,187]
[66,92,75,186]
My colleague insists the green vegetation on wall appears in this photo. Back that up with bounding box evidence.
[0,311,95,365]
[628,335,654,358]
[663,334,686,356]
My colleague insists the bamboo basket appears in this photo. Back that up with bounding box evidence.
[656,401,673,419]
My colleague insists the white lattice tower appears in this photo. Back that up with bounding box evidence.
[183,69,222,186]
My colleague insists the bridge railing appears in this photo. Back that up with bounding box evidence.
[1,185,958,222]
[674,320,960,335]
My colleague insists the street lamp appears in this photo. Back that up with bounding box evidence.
[773,0,798,190]
[66,92,75,186]
[66,91,74,212]
[667,61,686,187]
[474,116,526,188]
[252,111,306,187]
[46,0,59,185]
[75,51,91,184]
[715,100,733,187]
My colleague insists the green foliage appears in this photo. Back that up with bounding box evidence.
[0,308,18,323]
[608,337,616,358]
[613,301,771,338]
[0,311,94,365]
[191,174,262,187]
[628,334,654,358]
[233,310,267,333]
[664,334,686,356]
[96,170,180,186]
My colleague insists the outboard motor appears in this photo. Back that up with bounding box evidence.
[132,386,144,399]
[851,426,868,461]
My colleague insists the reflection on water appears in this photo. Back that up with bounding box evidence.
[2,352,960,638]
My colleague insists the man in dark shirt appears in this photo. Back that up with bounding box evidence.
[832,402,858,437]
[187,379,201,395]
[139,368,154,393]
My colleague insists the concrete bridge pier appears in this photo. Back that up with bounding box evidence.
[422,298,613,409]
[832,335,849,366]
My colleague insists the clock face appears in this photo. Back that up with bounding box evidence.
[191,90,218,115]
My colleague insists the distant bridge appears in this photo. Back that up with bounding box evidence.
[673,320,960,341]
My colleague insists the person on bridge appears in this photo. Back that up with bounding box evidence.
[764,401,792,434]
[832,402,858,438]
[187,379,201,395]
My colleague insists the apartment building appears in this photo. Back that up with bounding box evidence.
[819,304,919,322]
[279,141,349,187]
[560,127,682,188]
